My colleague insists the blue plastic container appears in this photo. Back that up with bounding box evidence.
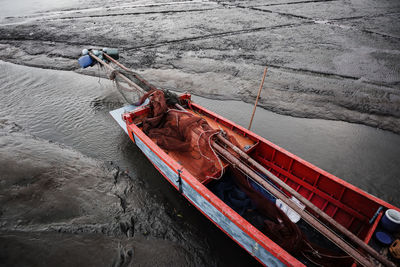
[375,231,393,246]
[78,55,93,68]
[381,209,400,233]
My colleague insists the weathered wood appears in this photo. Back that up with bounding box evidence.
[88,52,145,94]
[248,67,267,130]
[103,53,158,91]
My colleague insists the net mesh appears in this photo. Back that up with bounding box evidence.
[138,89,225,182]
[112,70,142,104]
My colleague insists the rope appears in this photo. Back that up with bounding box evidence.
[304,241,351,259]
[205,131,225,180]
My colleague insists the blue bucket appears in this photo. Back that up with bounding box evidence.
[78,55,93,68]
[381,209,400,233]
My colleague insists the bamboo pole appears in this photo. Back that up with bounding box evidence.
[103,53,158,91]
[88,52,146,94]
[216,135,395,267]
[248,67,268,130]
[103,53,131,72]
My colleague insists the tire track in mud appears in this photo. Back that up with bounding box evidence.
[253,0,338,7]
[266,64,398,88]
[327,11,400,22]
[51,1,215,14]
[358,29,400,41]
[229,4,313,20]
[50,8,223,20]
[214,0,339,7]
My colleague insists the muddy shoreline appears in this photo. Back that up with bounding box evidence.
[0,0,399,133]
[0,122,216,266]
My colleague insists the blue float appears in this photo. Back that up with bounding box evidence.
[78,55,93,68]
[375,231,393,246]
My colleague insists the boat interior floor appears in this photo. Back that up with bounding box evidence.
[207,168,350,267]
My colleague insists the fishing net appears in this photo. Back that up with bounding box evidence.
[111,69,143,104]
[109,67,181,107]
[137,89,225,182]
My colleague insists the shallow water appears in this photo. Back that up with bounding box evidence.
[0,0,80,19]
[1,60,399,266]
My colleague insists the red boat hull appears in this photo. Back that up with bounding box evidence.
[110,93,399,266]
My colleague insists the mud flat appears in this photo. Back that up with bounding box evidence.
[0,121,213,266]
[0,0,399,133]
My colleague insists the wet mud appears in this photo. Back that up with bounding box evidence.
[0,61,263,266]
[0,121,213,266]
[0,0,399,133]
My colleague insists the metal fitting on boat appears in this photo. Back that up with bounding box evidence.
[122,113,133,123]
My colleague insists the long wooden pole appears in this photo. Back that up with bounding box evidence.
[212,142,373,267]
[103,53,131,72]
[248,67,268,130]
[216,135,395,267]
[103,53,158,91]
[88,52,146,94]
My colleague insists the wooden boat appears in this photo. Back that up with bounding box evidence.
[79,46,399,265]
[109,92,400,266]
